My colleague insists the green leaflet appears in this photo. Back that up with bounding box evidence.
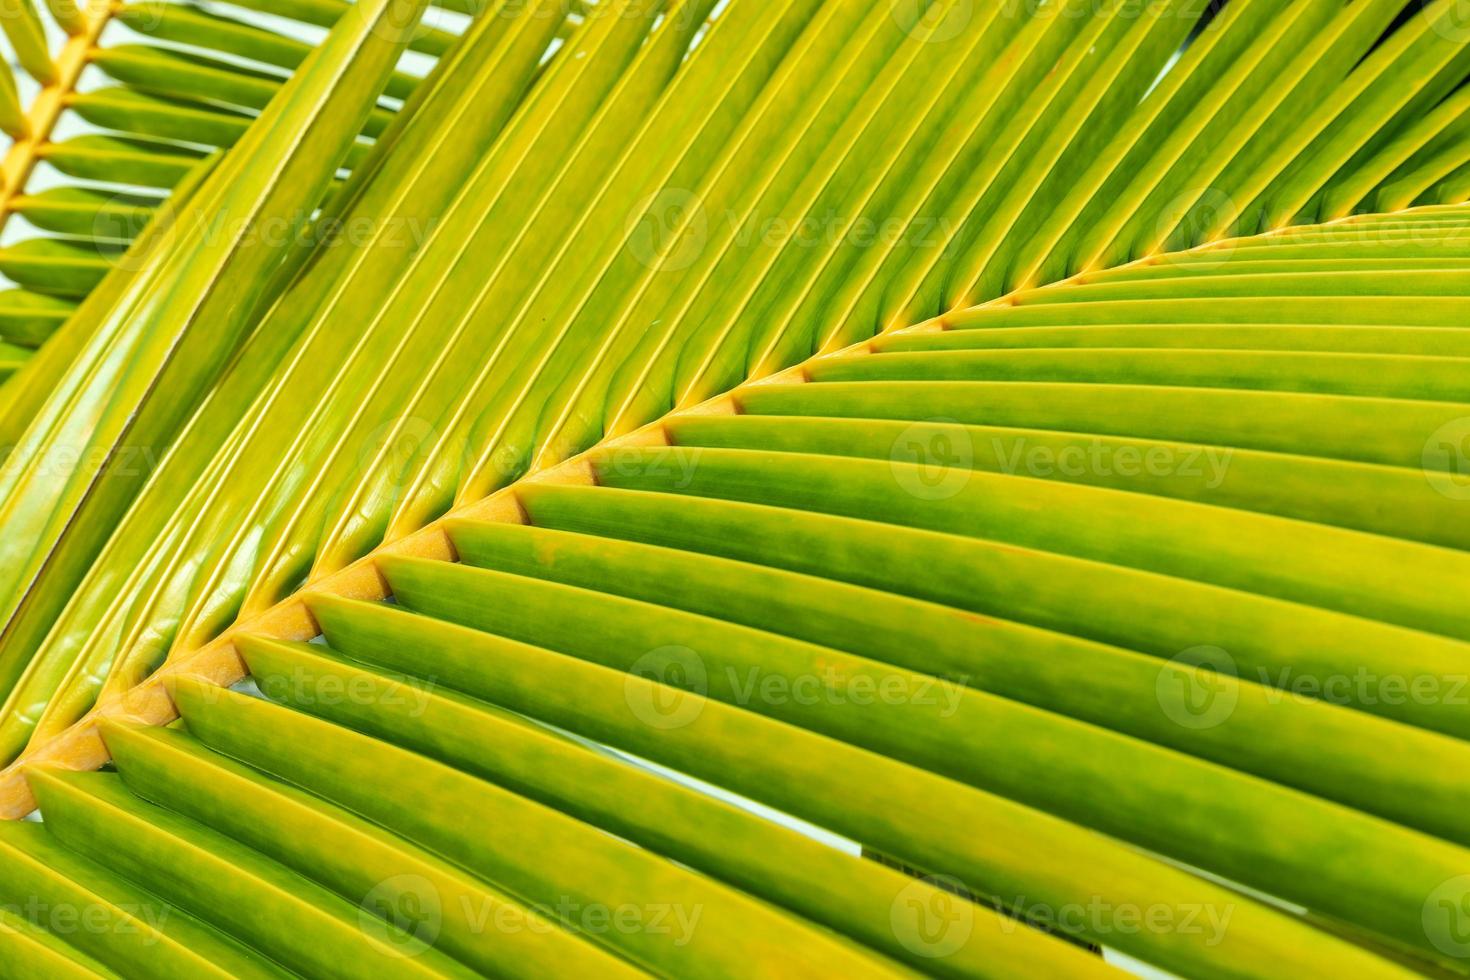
[37,135,203,190]
[116,3,422,102]
[9,189,161,244]
[0,52,26,138]
[0,240,121,299]
[588,445,1470,641]
[671,412,1470,550]
[0,0,55,84]
[0,291,76,347]
[67,89,259,154]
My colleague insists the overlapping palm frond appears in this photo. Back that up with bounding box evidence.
[0,0,488,408]
[0,0,1468,976]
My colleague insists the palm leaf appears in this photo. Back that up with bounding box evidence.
[0,0,1468,976]
[0,0,482,421]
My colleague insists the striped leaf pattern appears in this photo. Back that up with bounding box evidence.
[0,0,483,403]
[0,0,1469,977]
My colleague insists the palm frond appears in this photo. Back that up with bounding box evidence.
[0,0,1467,976]
[0,0,482,417]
